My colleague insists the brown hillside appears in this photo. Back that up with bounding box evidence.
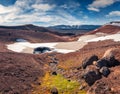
[0,52,50,94]
[0,28,70,43]
[87,25,120,34]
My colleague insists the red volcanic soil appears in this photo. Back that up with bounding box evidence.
[87,25,120,34]
[0,52,48,94]
[0,24,120,94]
[1,39,120,94]
[54,40,120,94]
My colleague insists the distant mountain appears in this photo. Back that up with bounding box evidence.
[48,25,101,30]
[47,25,101,35]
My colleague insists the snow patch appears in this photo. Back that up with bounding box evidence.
[7,42,75,54]
[78,35,98,42]
[53,49,75,54]
[86,34,120,42]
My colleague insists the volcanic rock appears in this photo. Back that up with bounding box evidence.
[103,48,120,66]
[82,55,98,69]
[95,59,109,68]
[50,87,58,94]
[100,67,110,77]
[52,71,57,75]
[83,65,101,86]
[95,57,116,69]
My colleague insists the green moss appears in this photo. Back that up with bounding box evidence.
[40,72,86,94]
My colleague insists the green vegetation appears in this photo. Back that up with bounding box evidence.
[32,72,86,94]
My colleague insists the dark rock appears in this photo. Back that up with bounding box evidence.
[104,56,116,67]
[100,67,110,77]
[82,55,98,69]
[52,71,57,75]
[68,79,71,82]
[83,65,101,86]
[102,48,118,67]
[50,87,58,94]
[96,59,109,68]
[51,57,59,64]
[96,56,116,68]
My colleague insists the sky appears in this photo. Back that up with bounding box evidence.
[0,0,120,26]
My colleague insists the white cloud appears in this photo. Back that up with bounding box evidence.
[61,1,80,9]
[107,11,120,17]
[87,7,99,12]
[47,10,82,25]
[32,4,55,11]
[88,0,120,12]
[0,0,82,26]
[0,5,16,14]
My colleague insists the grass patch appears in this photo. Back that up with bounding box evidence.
[32,72,86,94]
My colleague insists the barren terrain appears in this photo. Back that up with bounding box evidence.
[0,24,120,94]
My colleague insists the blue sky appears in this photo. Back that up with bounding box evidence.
[0,0,120,26]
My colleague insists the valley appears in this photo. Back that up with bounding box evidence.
[0,22,120,94]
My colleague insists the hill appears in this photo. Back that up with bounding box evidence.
[88,22,120,34]
[0,24,50,32]
[0,24,73,43]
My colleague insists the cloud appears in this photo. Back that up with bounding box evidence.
[0,5,16,14]
[87,7,99,12]
[49,10,82,25]
[0,0,82,26]
[32,4,55,11]
[88,0,120,12]
[60,1,80,9]
[106,11,120,17]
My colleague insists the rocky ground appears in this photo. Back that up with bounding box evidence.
[0,24,120,94]
[54,40,120,94]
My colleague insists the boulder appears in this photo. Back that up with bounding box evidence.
[52,71,57,75]
[102,48,118,67]
[100,67,110,77]
[103,48,116,59]
[83,65,101,86]
[96,59,109,68]
[82,55,98,69]
[50,87,58,94]
[96,56,116,69]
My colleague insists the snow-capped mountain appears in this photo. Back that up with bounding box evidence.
[48,25,101,30]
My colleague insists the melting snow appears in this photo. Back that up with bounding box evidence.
[7,42,75,54]
[78,35,98,42]
[86,34,120,42]
[7,33,120,54]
